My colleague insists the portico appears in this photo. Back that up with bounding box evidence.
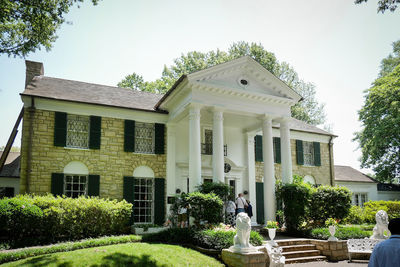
[156,56,302,222]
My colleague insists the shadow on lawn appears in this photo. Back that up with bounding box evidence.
[23,255,72,267]
[91,252,167,267]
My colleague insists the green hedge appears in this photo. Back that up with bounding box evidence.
[363,200,400,223]
[343,206,365,224]
[309,225,372,240]
[1,194,133,247]
[185,192,224,225]
[142,228,263,251]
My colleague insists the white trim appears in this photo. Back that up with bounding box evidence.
[63,161,89,175]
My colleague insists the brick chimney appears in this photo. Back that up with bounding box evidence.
[25,60,44,88]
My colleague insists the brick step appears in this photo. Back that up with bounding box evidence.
[283,249,321,259]
[285,255,327,264]
[280,244,317,252]
[276,239,312,247]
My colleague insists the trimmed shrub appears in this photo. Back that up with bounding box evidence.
[142,227,195,244]
[194,229,263,250]
[196,182,231,200]
[0,198,43,242]
[309,225,372,240]
[309,186,352,225]
[4,194,132,247]
[280,182,313,231]
[343,206,365,224]
[185,192,224,225]
[363,200,400,223]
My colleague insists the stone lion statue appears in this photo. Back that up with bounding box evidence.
[370,210,389,240]
[231,212,255,252]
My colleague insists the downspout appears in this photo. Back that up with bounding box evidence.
[25,96,35,193]
[328,136,334,186]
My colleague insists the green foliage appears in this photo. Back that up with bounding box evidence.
[363,200,400,223]
[325,218,338,227]
[0,235,141,264]
[266,221,279,229]
[185,192,224,225]
[354,58,400,183]
[379,40,400,77]
[0,0,99,57]
[309,186,352,225]
[309,225,372,240]
[143,228,263,251]
[280,181,313,231]
[0,198,43,242]
[118,41,326,125]
[355,0,400,13]
[343,206,366,224]
[3,194,132,247]
[196,182,231,200]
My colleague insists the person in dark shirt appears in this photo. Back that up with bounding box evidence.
[245,199,253,218]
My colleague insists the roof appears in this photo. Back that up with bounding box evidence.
[0,152,20,177]
[334,165,376,183]
[21,76,165,113]
[283,118,335,137]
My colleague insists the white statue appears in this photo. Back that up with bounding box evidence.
[370,210,389,240]
[230,212,256,253]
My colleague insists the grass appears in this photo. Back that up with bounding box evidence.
[2,243,224,267]
[0,235,141,264]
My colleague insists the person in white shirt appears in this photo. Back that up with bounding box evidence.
[235,193,248,214]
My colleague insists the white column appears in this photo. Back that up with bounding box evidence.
[280,118,293,184]
[166,123,176,197]
[188,105,202,192]
[212,108,224,183]
[262,115,276,222]
[246,132,257,224]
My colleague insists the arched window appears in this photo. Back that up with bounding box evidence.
[63,161,89,198]
[133,166,154,223]
[304,175,316,185]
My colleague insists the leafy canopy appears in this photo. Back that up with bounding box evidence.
[354,64,400,183]
[118,41,326,125]
[355,0,400,13]
[0,0,99,57]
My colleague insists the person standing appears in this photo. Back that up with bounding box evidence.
[225,199,236,226]
[246,199,253,219]
[369,218,400,267]
[235,193,248,214]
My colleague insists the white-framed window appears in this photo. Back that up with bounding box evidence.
[133,177,154,223]
[66,114,90,149]
[303,141,315,166]
[353,193,368,207]
[64,174,88,198]
[135,122,155,154]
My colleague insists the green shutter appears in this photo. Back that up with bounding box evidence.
[154,178,165,225]
[123,176,135,224]
[51,173,64,196]
[154,123,165,154]
[256,182,265,225]
[313,142,321,166]
[273,137,281,164]
[255,135,263,162]
[88,175,100,196]
[89,116,101,149]
[124,120,135,152]
[296,140,304,165]
[54,112,67,147]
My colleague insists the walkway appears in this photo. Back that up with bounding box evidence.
[290,260,368,266]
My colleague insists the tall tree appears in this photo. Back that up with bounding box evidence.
[354,65,400,183]
[355,0,400,13]
[118,42,326,125]
[0,0,99,57]
[379,40,400,77]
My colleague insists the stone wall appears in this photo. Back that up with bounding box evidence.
[255,140,332,185]
[20,108,166,199]
[310,240,348,261]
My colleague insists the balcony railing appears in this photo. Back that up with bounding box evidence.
[201,143,227,156]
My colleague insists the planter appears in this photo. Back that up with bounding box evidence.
[267,228,278,246]
[328,225,338,241]
[132,227,165,235]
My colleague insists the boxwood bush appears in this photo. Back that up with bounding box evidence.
[185,192,224,225]
[363,200,400,223]
[343,206,365,224]
[309,225,372,240]
[1,194,132,247]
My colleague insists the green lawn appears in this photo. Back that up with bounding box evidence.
[2,243,224,267]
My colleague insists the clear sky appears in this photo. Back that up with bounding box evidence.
[0,0,399,174]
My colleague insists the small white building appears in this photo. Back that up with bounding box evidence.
[0,151,20,196]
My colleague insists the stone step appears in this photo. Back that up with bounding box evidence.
[276,239,312,246]
[280,244,317,252]
[285,255,327,264]
[282,249,321,259]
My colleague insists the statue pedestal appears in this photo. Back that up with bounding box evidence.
[222,247,266,267]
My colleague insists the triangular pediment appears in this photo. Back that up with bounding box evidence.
[186,56,302,102]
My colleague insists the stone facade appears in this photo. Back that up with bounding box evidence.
[311,240,348,261]
[20,108,166,199]
[255,139,332,185]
